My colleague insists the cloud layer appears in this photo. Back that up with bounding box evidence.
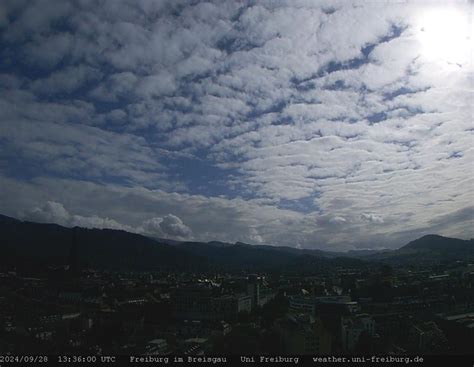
[0,0,472,251]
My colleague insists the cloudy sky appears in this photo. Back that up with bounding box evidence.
[0,0,472,251]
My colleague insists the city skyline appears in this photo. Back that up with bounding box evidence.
[0,0,473,251]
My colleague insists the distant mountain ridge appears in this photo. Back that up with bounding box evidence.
[403,234,473,251]
[0,214,200,272]
[0,214,364,274]
[367,234,474,264]
[1,214,472,272]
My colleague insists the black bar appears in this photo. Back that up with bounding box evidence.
[4,355,472,367]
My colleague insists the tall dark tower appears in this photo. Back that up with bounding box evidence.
[247,275,260,310]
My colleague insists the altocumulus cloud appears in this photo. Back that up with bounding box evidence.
[0,0,472,251]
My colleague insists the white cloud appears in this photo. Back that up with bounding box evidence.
[330,216,346,224]
[24,200,130,231]
[141,214,192,240]
[360,213,384,224]
[27,201,70,226]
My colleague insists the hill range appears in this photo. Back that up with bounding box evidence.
[1,214,473,273]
